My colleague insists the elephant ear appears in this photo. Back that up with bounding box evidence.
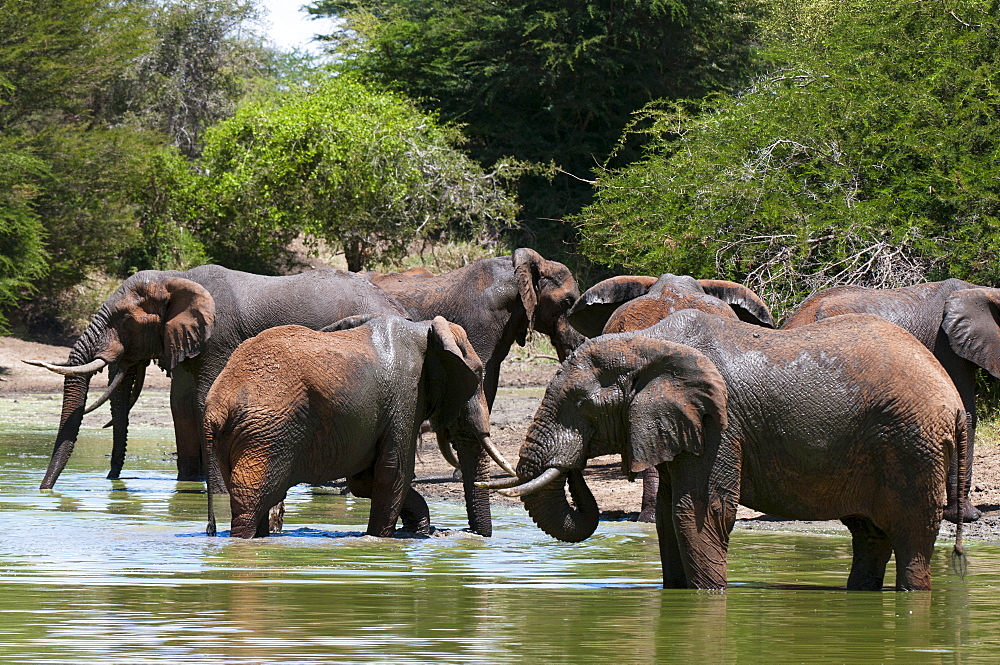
[567,275,659,338]
[513,248,543,339]
[625,339,728,474]
[698,279,776,328]
[429,316,484,400]
[161,278,215,371]
[943,287,1000,379]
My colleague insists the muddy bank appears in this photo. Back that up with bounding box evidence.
[4,336,1000,543]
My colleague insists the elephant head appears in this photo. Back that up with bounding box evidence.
[568,273,774,337]
[27,271,215,489]
[942,287,1000,379]
[512,248,585,361]
[500,335,728,542]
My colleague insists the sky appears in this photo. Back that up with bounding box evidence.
[258,0,335,54]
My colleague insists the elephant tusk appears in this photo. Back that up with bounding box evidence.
[83,369,127,414]
[498,467,563,497]
[22,357,108,376]
[476,476,524,490]
[436,434,461,470]
[481,435,518,476]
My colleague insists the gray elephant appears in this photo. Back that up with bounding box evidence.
[367,248,585,535]
[203,315,504,538]
[26,265,407,490]
[567,273,775,338]
[783,279,1000,523]
[566,273,775,521]
[369,248,586,405]
[493,310,967,590]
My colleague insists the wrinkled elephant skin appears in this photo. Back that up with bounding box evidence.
[203,316,493,538]
[783,278,1000,523]
[513,311,966,590]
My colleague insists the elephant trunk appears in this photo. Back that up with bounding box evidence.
[39,319,110,489]
[40,373,91,489]
[552,318,586,362]
[450,431,493,537]
[521,470,599,543]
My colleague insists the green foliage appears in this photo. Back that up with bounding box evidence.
[194,74,518,272]
[101,0,273,158]
[574,0,1000,316]
[0,0,274,336]
[0,141,48,331]
[310,0,762,251]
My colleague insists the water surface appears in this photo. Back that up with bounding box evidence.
[1,393,999,663]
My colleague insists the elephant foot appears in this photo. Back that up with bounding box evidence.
[943,500,982,524]
[268,502,285,533]
[637,507,657,523]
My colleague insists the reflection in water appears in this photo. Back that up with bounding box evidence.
[0,398,999,662]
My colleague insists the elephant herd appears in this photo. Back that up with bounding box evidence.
[24,250,1000,591]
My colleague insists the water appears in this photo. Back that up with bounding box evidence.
[2,393,1000,663]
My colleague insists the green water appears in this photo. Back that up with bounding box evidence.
[2,393,1000,663]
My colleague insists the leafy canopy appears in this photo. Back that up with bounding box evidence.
[194,74,518,272]
[310,0,762,251]
[574,0,1000,315]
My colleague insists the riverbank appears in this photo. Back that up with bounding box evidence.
[4,335,1000,543]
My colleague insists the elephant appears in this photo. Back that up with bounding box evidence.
[26,265,408,490]
[566,273,775,339]
[368,248,586,406]
[203,315,504,538]
[782,278,1000,523]
[492,310,967,590]
[566,273,775,521]
[366,249,585,534]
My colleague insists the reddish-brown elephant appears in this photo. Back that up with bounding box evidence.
[203,316,504,539]
[492,311,967,590]
[783,279,1000,523]
[566,273,775,521]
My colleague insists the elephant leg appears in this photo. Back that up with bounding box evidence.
[883,513,939,591]
[170,369,203,481]
[842,516,892,591]
[655,465,687,589]
[348,466,409,538]
[638,468,659,523]
[400,487,431,535]
[665,455,738,590]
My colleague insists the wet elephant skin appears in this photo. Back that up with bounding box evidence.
[514,311,966,590]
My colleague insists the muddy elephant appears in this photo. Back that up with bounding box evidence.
[567,273,774,338]
[566,273,775,521]
[783,279,1000,523]
[203,315,505,538]
[26,265,407,489]
[493,311,967,590]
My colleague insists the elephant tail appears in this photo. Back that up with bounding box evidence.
[951,408,968,578]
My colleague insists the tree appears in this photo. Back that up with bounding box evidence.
[101,0,273,158]
[0,140,48,331]
[193,74,518,272]
[309,0,762,257]
[574,0,1000,315]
